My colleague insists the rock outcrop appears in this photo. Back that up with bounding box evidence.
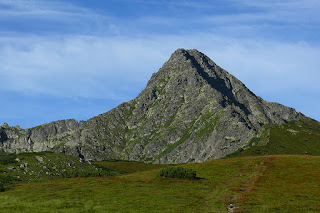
[0,49,303,163]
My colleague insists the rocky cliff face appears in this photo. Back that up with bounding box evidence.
[0,49,303,163]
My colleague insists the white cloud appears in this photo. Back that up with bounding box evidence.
[1,34,319,100]
[236,0,320,9]
[0,0,89,16]
[123,0,216,8]
[0,35,170,100]
[0,0,111,36]
[0,0,319,123]
[230,0,320,23]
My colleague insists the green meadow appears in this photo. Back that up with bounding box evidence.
[1,155,319,212]
[227,117,320,158]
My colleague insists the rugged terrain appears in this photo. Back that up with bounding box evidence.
[0,49,305,163]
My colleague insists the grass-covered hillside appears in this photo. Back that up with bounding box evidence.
[0,151,122,191]
[227,117,320,158]
[0,155,319,212]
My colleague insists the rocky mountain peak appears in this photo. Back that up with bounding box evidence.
[148,48,241,96]
[0,49,304,164]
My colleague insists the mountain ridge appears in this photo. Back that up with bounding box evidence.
[0,49,307,163]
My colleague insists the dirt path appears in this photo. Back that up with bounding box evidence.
[203,156,276,212]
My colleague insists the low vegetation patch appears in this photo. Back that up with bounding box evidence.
[157,167,198,180]
[93,160,168,174]
[0,153,16,165]
[0,151,122,191]
[61,165,120,178]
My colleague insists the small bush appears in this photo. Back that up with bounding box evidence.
[0,174,20,192]
[0,183,5,192]
[0,153,16,165]
[157,167,198,180]
[61,166,119,178]
[251,149,262,154]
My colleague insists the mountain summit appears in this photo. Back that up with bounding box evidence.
[0,49,303,163]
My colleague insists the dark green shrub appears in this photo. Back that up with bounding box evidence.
[0,183,5,192]
[0,153,16,165]
[157,167,198,180]
[60,166,119,178]
[251,149,262,154]
[0,174,20,192]
[225,148,244,158]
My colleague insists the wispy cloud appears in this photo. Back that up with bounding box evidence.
[122,0,217,9]
[0,0,319,127]
[1,33,319,99]
[0,0,90,16]
[230,0,320,22]
[0,35,170,100]
[126,0,320,44]
[0,0,114,35]
[235,0,320,9]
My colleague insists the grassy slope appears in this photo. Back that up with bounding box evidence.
[245,155,320,212]
[0,152,122,187]
[1,155,319,212]
[227,117,320,158]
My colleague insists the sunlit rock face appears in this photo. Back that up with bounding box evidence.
[0,49,302,163]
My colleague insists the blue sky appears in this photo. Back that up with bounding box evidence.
[1,0,320,128]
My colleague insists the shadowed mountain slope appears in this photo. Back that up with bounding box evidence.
[0,49,307,163]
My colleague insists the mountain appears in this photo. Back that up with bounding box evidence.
[0,49,313,163]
